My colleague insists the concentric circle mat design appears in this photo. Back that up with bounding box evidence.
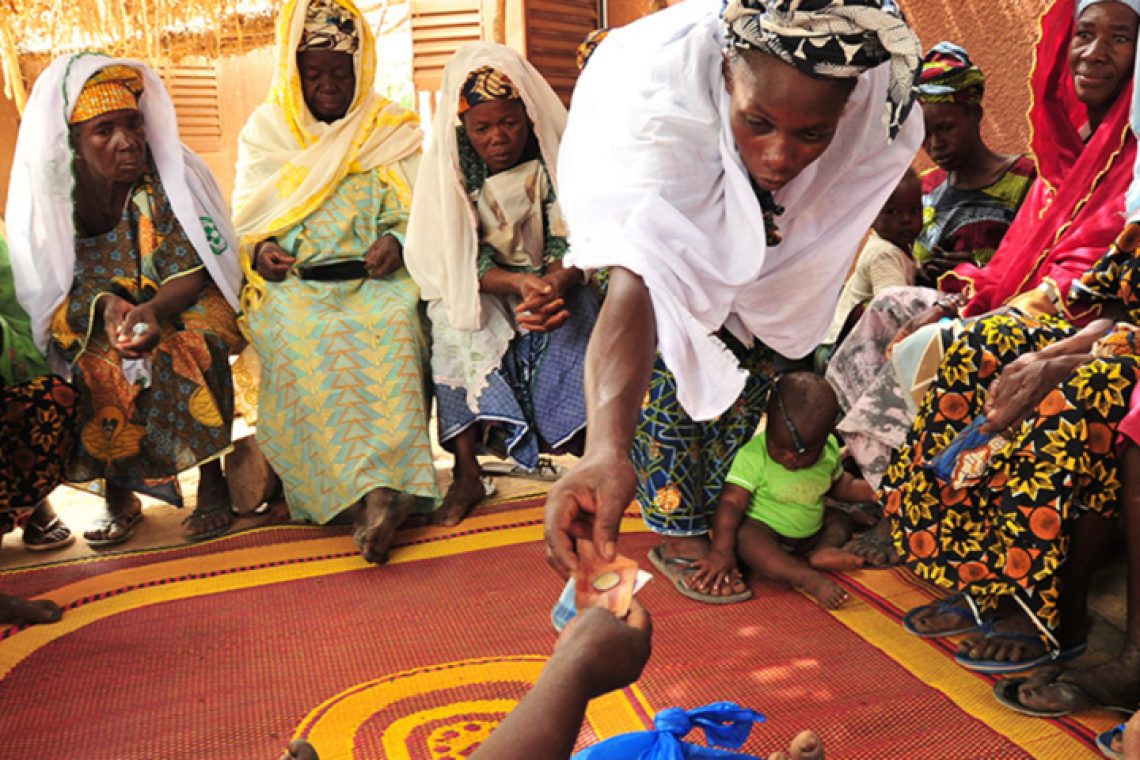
[0,501,1110,758]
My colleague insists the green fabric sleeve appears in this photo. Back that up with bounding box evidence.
[0,235,48,387]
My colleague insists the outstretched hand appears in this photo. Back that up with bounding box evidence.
[543,453,636,576]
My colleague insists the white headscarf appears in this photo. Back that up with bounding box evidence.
[404,42,567,333]
[559,0,922,421]
[5,52,241,354]
[1078,0,1140,15]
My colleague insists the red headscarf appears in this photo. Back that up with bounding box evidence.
[942,0,1137,322]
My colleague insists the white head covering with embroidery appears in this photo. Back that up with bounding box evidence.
[5,52,241,355]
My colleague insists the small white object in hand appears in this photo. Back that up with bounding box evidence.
[131,322,149,338]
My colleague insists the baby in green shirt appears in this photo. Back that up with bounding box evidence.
[690,373,875,609]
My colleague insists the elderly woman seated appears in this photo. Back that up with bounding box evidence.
[234,0,440,564]
[7,55,244,547]
[406,43,601,526]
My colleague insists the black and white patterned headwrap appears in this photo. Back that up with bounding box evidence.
[723,0,921,140]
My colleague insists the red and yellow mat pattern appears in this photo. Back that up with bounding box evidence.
[0,498,1118,758]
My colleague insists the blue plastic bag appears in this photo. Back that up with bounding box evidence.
[572,702,766,759]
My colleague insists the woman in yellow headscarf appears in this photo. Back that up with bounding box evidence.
[6,54,245,547]
[233,0,439,565]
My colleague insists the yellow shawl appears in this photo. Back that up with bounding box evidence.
[232,0,423,319]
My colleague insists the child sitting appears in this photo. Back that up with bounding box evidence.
[689,373,875,609]
[815,167,922,370]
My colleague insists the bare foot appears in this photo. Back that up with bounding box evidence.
[843,521,899,567]
[432,470,486,527]
[354,489,416,565]
[802,574,848,609]
[768,730,825,760]
[0,593,63,625]
[808,547,865,571]
[279,739,319,760]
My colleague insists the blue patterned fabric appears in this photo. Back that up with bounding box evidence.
[635,335,775,536]
[435,282,600,470]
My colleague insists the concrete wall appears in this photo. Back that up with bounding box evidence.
[899,0,1050,156]
[204,47,276,202]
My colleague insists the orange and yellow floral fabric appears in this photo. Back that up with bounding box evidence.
[53,165,240,496]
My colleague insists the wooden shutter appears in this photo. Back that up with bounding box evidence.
[524,0,599,104]
[158,63,223,154]
[411,0,482,102]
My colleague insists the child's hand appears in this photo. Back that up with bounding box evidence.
[686,549,742,595]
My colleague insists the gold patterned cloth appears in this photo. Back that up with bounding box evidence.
[457,66,520,115]
[69,65,144,124]
[300,0,359,52]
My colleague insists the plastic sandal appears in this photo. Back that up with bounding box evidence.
[992,669,1138,718]
[647,546,752,605]
[902,592,983,637]
[84,511,143,548]
[956,626,1087,674]
[1097,723,1126,759]
[22,516,76,552]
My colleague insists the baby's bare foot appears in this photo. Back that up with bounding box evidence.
[808,547,865,572]
[803,575,848,610]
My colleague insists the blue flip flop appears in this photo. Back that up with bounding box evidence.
[1096,723,1126,759]
[903,592,983,637]
[955,626,1088,674]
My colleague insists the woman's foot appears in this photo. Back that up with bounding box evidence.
[21,500,75,552]
[842,521,899,567]
[433,470,487,527]
[185,461,235,541]
[1013,647,1140,714]
[905,596,979,637]
[85,484,143,547]
[0,593,63,625]
[354,488,416,565]
[956,611,1088,672]
[768,730,825,760]
[801,574,849,610]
